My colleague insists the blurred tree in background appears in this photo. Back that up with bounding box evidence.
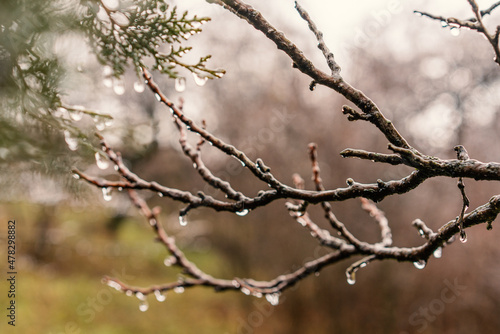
[2,1,500,334]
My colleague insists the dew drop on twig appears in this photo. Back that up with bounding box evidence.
[459,230,467,243]
[265,293,280,306]
[433,247,443,259]
[139,301,149,312]
[102,187,112,201]
[64,130,79,151]
[155,93,161,101]
[240,287,251,295]
[193,73,208,86]
[134,81,145,93]
[69,107,84,121]
[154,290,166,302]
[72,173,80,179]
[413,260,426,270]
[178,215,188,226]
[95,152,109,170]
[346,270,356,285]
[113,80,125,95]
[163,256,176,267]
[236,209,249,216]
[175,77,186,92]
[174,286,184,294]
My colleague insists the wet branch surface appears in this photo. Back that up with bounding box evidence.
[73,0,500,304]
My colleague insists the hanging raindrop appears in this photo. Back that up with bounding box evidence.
[103,77,113,88]
[459,230,467,243]
[433,247,443,259]
[102,187,112,201]
[70,107,84,121]
[106,281,122,291]
[95,152,109,170]
[155,93,161,101]
[104,118,114,127]
[125,290,133,297]
[139,301,149,312]
[175,77,186,92]
[72,173,80,179]
[413,260,426,270]
[174,286,184,294]
[158,192,164,197]
[134,81,145,93]
[178,215,188,226]
[450,27,461,37]
[240,287,251,295]
[265,293,280,306]
[113,80,125,95]
[154,290,166,302]
[236,209,249,216]
[346,270,356,285]
[164,256,176,267]
[192,73,208,86]
[64,130,79,151]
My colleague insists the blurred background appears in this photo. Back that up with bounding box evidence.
[1,0,500,333]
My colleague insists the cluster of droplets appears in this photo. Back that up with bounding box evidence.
[135,292,149,312]
[265,293,280,306]
[93,115,114,131]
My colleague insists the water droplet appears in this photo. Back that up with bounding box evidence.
[252,292,263,298]
[450,27,461,37]
[193,73,208,86]
[112,78,125,95]
[232,280,240,288]
[179,215,188,226]
[64,130,79,151]
[418,229,424,237]
[72,173,80,179]
[413,260,426,270]
[70,107,84,121]
[155,93,161,101]
[174,286,184,294]
[139,301,149,312]
[134,81,145,93]
[459,230,467,243]
[236,209,249,216]
[96,121,106,131]
[106,281,122,291]
[214,71,225,78]
[346,270,356,285]
[158,192,164,197]
[175,77,186,92]
[103,77,113,88]
[314,271,320,277]
[117,187,123,191]
[125,290,133,296]
[104,118,114,127]
[192,163,197,169]
[265,293,280,306]
[102,187,112,201]
[164,256,176,267]
[441,21,448,28]
[95,152,109,170]
[114,165,119,171]
[154,290,166,302]
[168,107,175,115]
[433,247,443,259]
[296,217,307,227]
[240,287,251,295]
[135,292,146,300]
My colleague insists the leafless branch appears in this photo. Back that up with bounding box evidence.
[71,0,500,304]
